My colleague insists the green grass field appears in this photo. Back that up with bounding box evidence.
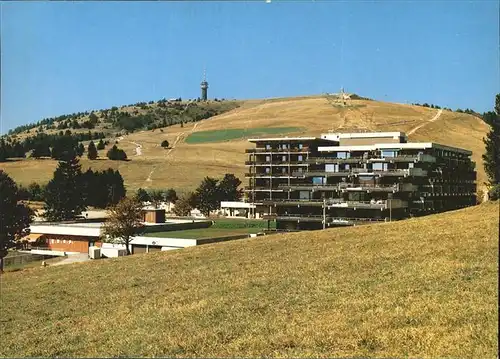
[185,127,303,144]
[146,218,275,239]
[0,202,498,357]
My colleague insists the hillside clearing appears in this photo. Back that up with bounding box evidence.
[0,202,498,357]
[185,127,303,144]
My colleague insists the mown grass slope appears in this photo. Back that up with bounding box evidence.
[1,202,498,358]
[0,95,490,193]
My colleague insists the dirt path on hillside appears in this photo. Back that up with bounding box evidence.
[145,122,200,184]
[116,136,142,156]
[407,109,443,136]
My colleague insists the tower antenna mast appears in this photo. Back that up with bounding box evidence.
[200,67,209,101]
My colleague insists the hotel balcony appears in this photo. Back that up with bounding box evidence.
[262,198,408,210]
[245,148,311,154]
[277,182,417,193]
[245,161,309,166]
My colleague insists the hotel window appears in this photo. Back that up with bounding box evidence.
[381,150,398,158]
[63,240,67,244]
[297,167,303,173]
[312,177,325,185]
[409,163,414,168]
[69,240,72,244]
[372,163,384,171]
[298,144,303,150]
[325,164,339,173]
[298,155,303,161]
[282,168,286,174]
[56,239,60,244]
[265,144,271,150]
[345,164,350,170]
[282,155,287,162]
[282,144,288,150]
[266,156,271,162]
[337,152,348,159]
[265,167,270,174]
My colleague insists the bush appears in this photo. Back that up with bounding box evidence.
[488,184,500,201]
[106,145,127,161]
[161,140,169,148]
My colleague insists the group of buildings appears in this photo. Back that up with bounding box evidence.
[242,131,476,230]
[21,209,220,257]
[20,129,477,259]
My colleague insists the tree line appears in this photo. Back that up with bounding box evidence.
[5,99,239,139]
[0,134,130,162]
[0,131,106,161]
[172,174,242,216]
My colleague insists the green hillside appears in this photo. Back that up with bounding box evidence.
[1,202,498,358]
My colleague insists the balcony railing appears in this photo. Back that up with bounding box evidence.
[246,148,310,153]
[261,198,408,209]
[245,173,302,178]
[307,157,363,164]
[275,214,388,224]
[245,161,309,166]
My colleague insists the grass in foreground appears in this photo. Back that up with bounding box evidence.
[0,202,498,358]
[185,126,302,144]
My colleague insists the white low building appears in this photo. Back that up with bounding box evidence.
[220,201,257,218]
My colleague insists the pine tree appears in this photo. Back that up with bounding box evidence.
[218,173,242,202]
[43,154,86,221]
[0,139,7,162]
[0,170,33,271]
[87,141,98,160]
[77,143,85,157]
[136,188,151,203]
[106,169,126,206]
[482,94,500,200]
[97,139,105,150]
[32,142,51,158]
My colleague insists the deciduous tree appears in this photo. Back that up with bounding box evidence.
[193,177,219,216]
[101,197,145,255]
[172,193,194,216]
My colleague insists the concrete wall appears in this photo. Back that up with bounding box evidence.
[144,221,211,233]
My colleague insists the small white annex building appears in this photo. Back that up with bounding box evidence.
[220,201,257,218]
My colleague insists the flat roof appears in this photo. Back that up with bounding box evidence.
[248,136,316,142]
[220,201,256,209]
[248,137,337,143]
[29,219,211,238]
[318,142,472,155]
[30,224,102,237]
[321,132,407,139]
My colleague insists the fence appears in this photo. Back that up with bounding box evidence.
[4,252,60,269]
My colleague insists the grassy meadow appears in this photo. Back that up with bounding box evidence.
[185,126,303,144]
[0,202,497,357]
[145,218,275,239]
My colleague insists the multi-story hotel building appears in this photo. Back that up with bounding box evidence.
[244,132,476,230]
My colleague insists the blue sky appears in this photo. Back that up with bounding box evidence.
[1,1,499,133]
